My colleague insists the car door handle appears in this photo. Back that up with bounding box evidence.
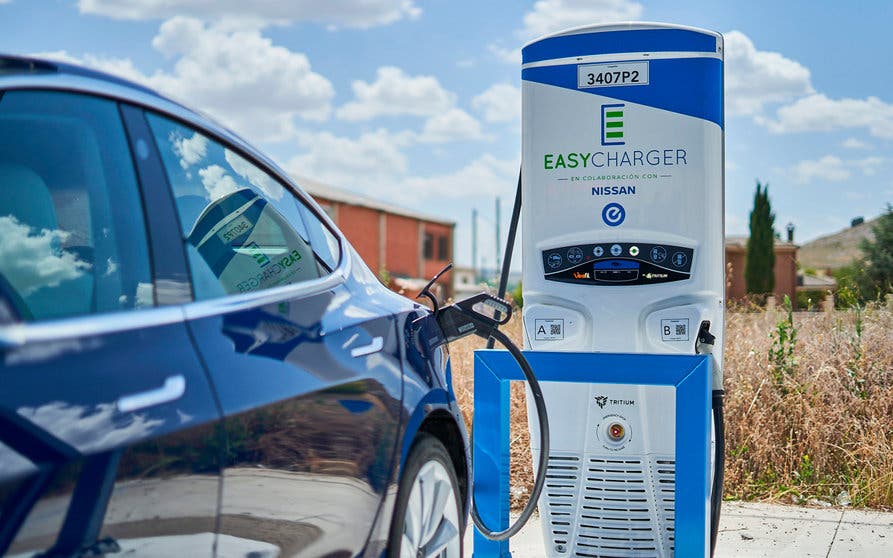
[350,336,384,358]
[117,375,186,413]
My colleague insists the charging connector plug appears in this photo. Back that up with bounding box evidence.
[696,320,715,355]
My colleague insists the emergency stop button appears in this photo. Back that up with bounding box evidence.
[599,416,631,449]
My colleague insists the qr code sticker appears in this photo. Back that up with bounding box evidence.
[535,319,564,341]
[661,318,689,342]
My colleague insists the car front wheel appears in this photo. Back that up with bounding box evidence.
[388,433,463,558]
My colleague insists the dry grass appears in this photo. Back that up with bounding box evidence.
[724,304,893,508]
[447,304,893,510]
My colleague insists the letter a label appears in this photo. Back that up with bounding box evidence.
[535,319,565,340]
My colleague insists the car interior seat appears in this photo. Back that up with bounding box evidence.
[0,162,93,320]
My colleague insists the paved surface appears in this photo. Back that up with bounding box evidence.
[465,502,893,557]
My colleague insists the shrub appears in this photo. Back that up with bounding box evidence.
[796,289,827,311]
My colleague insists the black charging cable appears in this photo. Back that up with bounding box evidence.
[486,171,522,350]
[411,171,541,541]
[697,320,724,556]
[472,327,549,540]
[711,390,725,554]
[417,273,550,541]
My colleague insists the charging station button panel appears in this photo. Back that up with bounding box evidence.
[542,243,694,286]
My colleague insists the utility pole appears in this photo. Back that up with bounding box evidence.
[495,197,502,281]
[472,208,478,281]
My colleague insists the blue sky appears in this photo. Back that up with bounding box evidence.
[2,0,892,272]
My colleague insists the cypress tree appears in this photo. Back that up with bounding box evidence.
[858,204,893,300]
[745,181,776,295]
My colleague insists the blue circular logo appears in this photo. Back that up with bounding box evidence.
[602,203,626,227]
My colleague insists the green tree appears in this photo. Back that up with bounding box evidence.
[834,263,866,307]
[746,181,776,295]
[857,204,893,300]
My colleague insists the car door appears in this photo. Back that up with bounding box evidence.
[0,90,221,556]
[142,112,405,558]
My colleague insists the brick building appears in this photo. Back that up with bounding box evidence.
[725,236,798,306]
[297,176,455,298]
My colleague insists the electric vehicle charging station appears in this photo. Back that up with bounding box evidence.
[518,22,725,557]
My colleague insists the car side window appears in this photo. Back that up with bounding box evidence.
[0,90,155,322]
[296,202,341,273]
[145,113,337,300]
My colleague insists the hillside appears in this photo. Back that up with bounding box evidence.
[798,218,876,270]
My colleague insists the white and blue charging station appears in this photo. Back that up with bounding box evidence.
[472,22,724,558]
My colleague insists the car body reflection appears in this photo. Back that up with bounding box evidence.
[208,294,403,557]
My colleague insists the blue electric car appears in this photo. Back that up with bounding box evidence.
[0,55,469,558]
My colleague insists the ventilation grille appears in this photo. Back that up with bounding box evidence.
[540,454,676,557]
[542,453,583,555]
[654,459,676,555]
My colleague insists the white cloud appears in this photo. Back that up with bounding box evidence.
[332,67,484,143]
[77,0,421,28]
[199,164,241,200]
[105,258,118,277]
[841,137,872,150]
[724,30,813,117]
[287,127,515,200]
[402,154,518,199]
[723,32,893,139]
[792,155,850,184]
[488,43,520,65]
[285,110,489,194]
[759,93,893,138]
[172,130,208,169]
[0,216,91,296]
[150,17,334,140]
[39,18,335,143]
[5,337,102,367]
[520,0,643,39]
[790,155,887,184]
[472,84,521,124]
[18,401,163,452]
[135,282,154,308]
[225,149,285,200]
[336,66,456,121]
[418,109,485,143]
[855,156,886,176]
[286,129,411,189]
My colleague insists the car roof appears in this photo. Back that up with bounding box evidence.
[0,53,262,161]
[1,53,167,99]
[0,53,318,213]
